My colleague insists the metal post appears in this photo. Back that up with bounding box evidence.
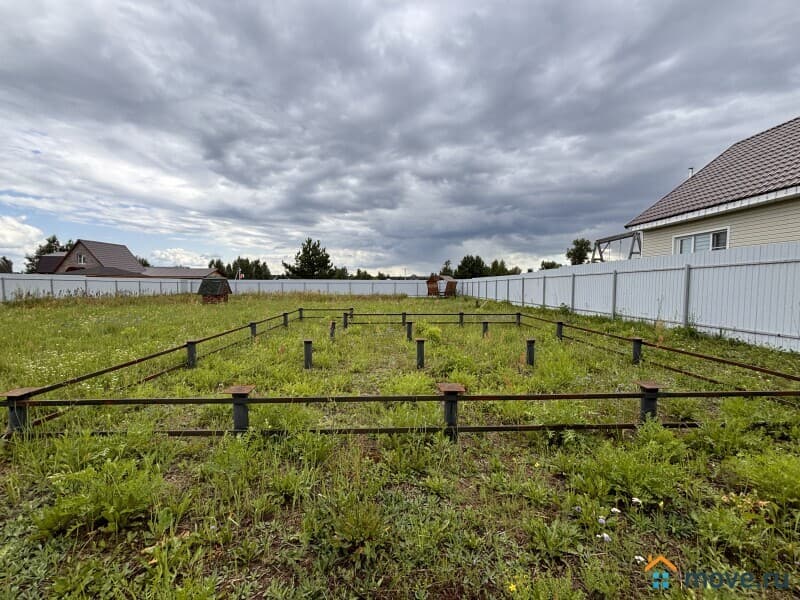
[632,338,643,365]
[298,307,304,320]
[350,307,354,317]
[416,338,425,369]
[506,279,510,302]
[329,320,336,339]
[521,277,525,307]
[682,265,692,327]
[637,381,659,423]
[186,340,197,368]
[515,312,521,327]
[406,321,413,341]
[343,312,349,329]
[1,276,5,302]
[458,312,464,326]
[283,312,288,327]
[482,321,489,337]
[526,339,535,366]
[249,322,257,339]
[4,388,38,433]
[556,321,564,341]
[570,273,576,311]
[224,385,254,432]
[437,383,464,443]
[542,276,547,308]
[304,340,313,369]
[611,270,618,319]
[401,312,407,325]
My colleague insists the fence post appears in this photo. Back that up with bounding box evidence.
[298,307,304,320]
[632,338,643,365]
[437,383,464,443]
[570,273,576,311]
[3,387,39,433]
[556,322,564,341]
[526,339,535,366]
[349,307,354,317]
[459,312,464,326]
[248,322,257,340]
[482,321,489,337]
[516,312,521,327]
[406,321,413,341]
[224,385,255,432]
[1,276,5,302]
[283,312,289,327]
[611,270,618,319]
[506,279,510,302]
[304,340,313,369]
[637,381,659,423]
[521,277,525,307]
[401,312,407,325]
[682,265,692,327]
[416,338,425,368]
[186,340,197,368]
[542,276,547,308]
[329,320,336,339]
[343,312,349,329]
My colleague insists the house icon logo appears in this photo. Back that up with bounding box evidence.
[644,555,678,590]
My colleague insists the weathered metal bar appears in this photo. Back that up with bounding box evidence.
[556,321,564,340]
[632,338,643,365]
[249,322,257,339]
[638,381,659,422]
[304,340,313,369]
[437,383,464,442]
[401,312,407,325]
[459,312,464,326]
[329,320,336,339]
[526,339,535,366]
[283,312,289,327]
[406,321,413,341]
[482,321,489,337]
[5,388,37,432]
[186,340,197,368]
[342,312,349,329]
[416,338,425,368]
[516,312,521,327]
[298,307,304,320]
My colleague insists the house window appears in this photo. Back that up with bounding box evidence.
[674,229,728,254]
[77,253,87,265]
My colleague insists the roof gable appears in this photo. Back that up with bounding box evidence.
[70,240,144,272]
[627,116,800,228]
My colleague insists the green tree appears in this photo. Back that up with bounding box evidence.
[24,235,74,273]
[282,238,335,278]
[352,268,373,280]
[540,260,561,270]
[566,238,592,265]
[454,255,490,279]
[136,256,151,267]
[208,258,228,276]
[0,256,12,273]
[331,266,349,279]
[440,260,454,277]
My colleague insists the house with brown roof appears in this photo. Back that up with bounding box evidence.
[626,116,800,256]
[46,240,221,279]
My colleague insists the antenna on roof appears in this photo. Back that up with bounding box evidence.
[688,167,694,177]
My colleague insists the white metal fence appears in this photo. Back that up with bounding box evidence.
[3,241,799,351]
[0,274,428,302]
[458,242,800,351]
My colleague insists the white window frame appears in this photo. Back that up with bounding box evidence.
[672,226,730,255]
[77,253,87,265]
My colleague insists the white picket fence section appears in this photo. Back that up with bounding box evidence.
[458,242,800,351]
[2,241,799,351]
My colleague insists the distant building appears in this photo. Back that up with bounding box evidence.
[39,239,221,278]
[627,116,800,257]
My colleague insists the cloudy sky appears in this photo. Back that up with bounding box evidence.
[1,1,799,275]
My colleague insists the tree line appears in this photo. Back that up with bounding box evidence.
[10,234,596,278]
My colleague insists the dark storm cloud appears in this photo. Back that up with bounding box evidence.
[1,0,799,272]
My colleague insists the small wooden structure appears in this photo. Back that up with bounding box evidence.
[426,274,457,297]
[198,276,232,304]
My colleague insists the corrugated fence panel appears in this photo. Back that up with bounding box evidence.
[543,275,572,308]
[616,268,684,323]
[574,273,614,315]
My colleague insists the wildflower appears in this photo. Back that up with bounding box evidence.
[634,555,646,565]
[610,507,621,515]
[598,517,606,525]
[658,500,664,509]
[631,497,643,506]
[573,506,582,514]
[596,533,612,542]
[508,583,517,593]
[533,462,541,468]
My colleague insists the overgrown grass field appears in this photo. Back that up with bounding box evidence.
[1,293,799,598]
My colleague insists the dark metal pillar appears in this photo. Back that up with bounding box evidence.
[526,339,535,366]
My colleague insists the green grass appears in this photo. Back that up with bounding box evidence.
[1,293,799,598]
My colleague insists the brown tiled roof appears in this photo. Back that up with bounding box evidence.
[78,240,145,272]
[36,253,67,273]
[142,267,221,279]
[627,116,800,227]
